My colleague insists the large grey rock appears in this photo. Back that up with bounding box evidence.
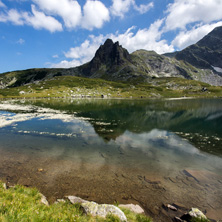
[119,204,144,214]
[81,201,127,222]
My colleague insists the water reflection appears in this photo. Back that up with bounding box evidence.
[0,98,222,221]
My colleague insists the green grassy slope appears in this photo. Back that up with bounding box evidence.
[0,76,221,99]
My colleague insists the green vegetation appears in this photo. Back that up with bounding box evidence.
[0,75,221,99]
[0,182,152,222]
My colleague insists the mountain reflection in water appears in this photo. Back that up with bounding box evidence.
[0,98,221,221]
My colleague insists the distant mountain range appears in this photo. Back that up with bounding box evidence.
[1,26,222,88]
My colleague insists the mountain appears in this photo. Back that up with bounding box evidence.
[165,26,222,85]
[174,26,222,70]
[1,26,222,88]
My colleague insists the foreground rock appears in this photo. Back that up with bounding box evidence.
[82,202,127,222]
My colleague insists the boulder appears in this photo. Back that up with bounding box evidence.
[81,202,127,222]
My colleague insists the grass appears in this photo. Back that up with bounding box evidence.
[0,75,221,99]
[0,182,152,222]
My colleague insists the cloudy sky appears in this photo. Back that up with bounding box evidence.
[0,0,222,73]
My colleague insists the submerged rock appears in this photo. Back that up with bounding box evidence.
[81,202,127,222]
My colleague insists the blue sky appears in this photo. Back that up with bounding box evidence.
[0,0,222,73]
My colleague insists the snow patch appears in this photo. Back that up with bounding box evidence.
[212,66,222,73]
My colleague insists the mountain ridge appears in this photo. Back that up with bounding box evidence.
[1,26,222,88]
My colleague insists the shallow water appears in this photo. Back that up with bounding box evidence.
[0,98,222,221]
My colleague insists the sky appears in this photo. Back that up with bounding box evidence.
[0,0,222,73]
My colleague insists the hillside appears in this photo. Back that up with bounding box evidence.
[0,26,222,90]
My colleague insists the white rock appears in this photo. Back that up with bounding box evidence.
[188,208,207,220]
[81,202,127,221]
[40,194,49,206]
[119,204,144,214]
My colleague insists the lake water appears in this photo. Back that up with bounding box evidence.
[0,98,222,221]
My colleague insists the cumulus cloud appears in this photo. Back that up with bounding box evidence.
[111,0,153,18]
[0,9,25,25]
[172,21,222,49]
[50,59,82,69]
[81,0,110,30]
[24,5,63,32]
[32,0,82,29]
[51,20,174,68]
[0,5,63,32]
[111,0,133,18]
[165,0,222,31]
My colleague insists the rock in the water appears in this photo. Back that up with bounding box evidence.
[40,194,49,206]
[67,196,88,204]
[181,208,207,221]
[167,204,178,211]
[81,202,127,222]
[188,208,207,220]
[174,216,185,222]
[119,204,144,214]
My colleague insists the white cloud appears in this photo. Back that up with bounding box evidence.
[0,9,25,25]
[17,38,25,44]
[0,5,62,32]
[0,0,6,8]
[111,0,133,18]
[81,0,110,30]
[133,2,154,14]
[111,0,153,18]
[51,59,82,69]
[51,20,174,68]
[23,5,63,32]
[165,0,222,31]
[32,0,82,29]
[172,21,222,49]
[52,54,59,58]
[110,19,174,54]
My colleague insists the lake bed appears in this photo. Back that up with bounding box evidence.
[0,98,222,221]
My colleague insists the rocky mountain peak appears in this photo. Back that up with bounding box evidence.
[174,26,222,72]
[81,39,131,76]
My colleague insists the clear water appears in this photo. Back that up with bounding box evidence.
[0,98,222,221]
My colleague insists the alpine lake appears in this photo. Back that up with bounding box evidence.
[0,98,222,221]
